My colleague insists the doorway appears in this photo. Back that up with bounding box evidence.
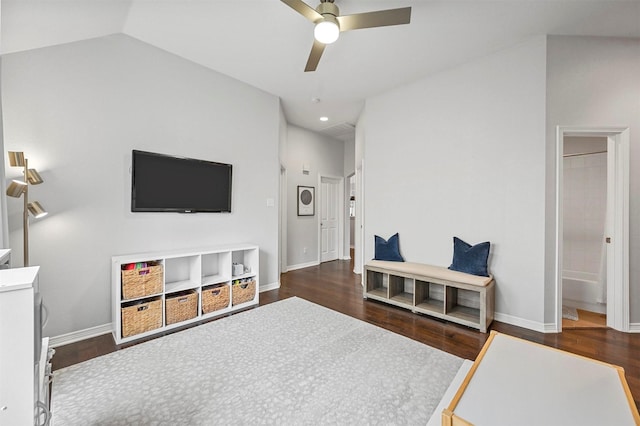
[555,127,629,332]
[561,136,607,328]
[319,176,343,263]
[347,174,356,262]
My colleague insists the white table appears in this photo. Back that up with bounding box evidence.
[442,331,640,426]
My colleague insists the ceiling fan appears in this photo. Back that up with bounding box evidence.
[281,0,411,72]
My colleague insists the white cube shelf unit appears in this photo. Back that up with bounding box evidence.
[112,244,259,344]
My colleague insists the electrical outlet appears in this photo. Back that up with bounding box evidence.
[303,247,307,254]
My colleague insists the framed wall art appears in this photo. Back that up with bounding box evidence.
[297,186,315,216]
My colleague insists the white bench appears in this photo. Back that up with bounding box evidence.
[364,260,495,332]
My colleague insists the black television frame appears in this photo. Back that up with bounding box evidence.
[131,150,232,213]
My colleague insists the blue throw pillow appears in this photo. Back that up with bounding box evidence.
[374,233,405,262]
[448,237,490,277]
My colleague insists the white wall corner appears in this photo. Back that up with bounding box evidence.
[49,323,112,348]
[493,312,548,333]
[259,281,281,292]
[628,323,640,333]
[287,260,320,271]
[543,323,560,333]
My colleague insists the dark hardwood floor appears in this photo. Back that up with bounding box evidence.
[53,258,640,410]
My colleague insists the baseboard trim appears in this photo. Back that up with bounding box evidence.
[287,260,319,271]
[49,323,112,348]
[50,285,280,348]
[628,323,640,333]
[494,312,547,333]
[259,281,280,292]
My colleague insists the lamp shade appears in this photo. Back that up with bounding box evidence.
[314,17,340,44]
[8,151,25,167]
[27,169,44,185]
[6,180,27,197]
[27,201,48,218]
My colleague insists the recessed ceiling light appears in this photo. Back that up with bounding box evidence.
[320,116,329,122]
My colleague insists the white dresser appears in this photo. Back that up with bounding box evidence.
[0,265,52,426]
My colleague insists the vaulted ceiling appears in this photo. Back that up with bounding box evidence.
[2,1,639,139]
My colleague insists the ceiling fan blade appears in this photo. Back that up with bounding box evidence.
[337,7,411,32]
[281,0,322,23]
[304,39,326,72]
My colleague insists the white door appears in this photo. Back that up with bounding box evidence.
[320,178,339,262]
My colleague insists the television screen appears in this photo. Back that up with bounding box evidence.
[131,150,232,213]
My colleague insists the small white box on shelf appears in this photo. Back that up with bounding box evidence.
[232,263,244,276]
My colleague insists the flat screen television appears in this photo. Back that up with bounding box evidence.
[131,150,232,213]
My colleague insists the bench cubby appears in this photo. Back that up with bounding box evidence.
[365,269,388,299]
[364,260,494,332]
[415,280,445,314]
[389,275,413,305]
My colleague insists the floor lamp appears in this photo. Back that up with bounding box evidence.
[5,151,48,266]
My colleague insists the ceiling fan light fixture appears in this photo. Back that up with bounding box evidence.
[281,0,411,71]
[314,17,340,44]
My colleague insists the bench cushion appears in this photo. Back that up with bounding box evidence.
[366,260,493,287]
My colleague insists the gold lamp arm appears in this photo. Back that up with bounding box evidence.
[5,152,48,267]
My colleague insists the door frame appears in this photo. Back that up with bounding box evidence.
[345,173,356,260]
[555,126,629,332]
[317,175,344,263]
[355,160,364,277]
[279,165,287,273]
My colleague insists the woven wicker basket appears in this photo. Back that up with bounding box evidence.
[202,284,230,314]
[121,263,163,300]
[232,280,256,306]
[121,298,162,338]
[165,290,198,325]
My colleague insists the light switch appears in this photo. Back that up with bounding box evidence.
[266,198,275,207]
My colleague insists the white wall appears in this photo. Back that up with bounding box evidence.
[364,36,548,328]
[278,104,288,166]
[353,112,366,275]
[0,8,6,249]
[1,34,281,338]
[564,136,607,156]
[286,125,344,269]
[0,0,132,54]
[343,138,355,258]
[545,35,640,323]
[278,104,288,274]
[0,60,7,249]
[343,138,355,177]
